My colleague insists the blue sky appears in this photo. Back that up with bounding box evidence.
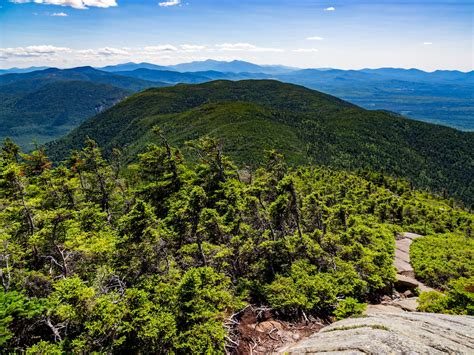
[0,0,472,70]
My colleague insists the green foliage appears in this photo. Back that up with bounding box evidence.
[1,136,473,351]
[26,341,63,354]
[0,80,131,149]
[0,291,45,348]
[46,80,474,205]
[418,277,474,315]
[410,234,474,288]
[334,297,367,320]
[265,260,338,317]
[176,267,236,353]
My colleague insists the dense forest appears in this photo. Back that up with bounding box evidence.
[1,131,473,353]
[46,80,474,206]
[0,81,130,148]
[0,66,165,148]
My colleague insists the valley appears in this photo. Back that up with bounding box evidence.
[1,61,472,151]
[46,80,474,206]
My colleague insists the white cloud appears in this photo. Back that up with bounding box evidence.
[0,45,133,61]
[9,0,118,10]
[95,47,129,56]
[324,6,335,11]
[180,44,207,51]
[216,43,283,52]
[0,43,288,66]
[423,42,433,45]
[306,36,324,41]
[0,45,71,58]
[293,48,319,53]
[83,0,116,7]
[51,11,68,16]
[144,45,179,52]
[158,0,180,7]
[75,47,130,60]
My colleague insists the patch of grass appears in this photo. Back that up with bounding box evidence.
[325,324,390,332]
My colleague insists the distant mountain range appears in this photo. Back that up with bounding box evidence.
[170,59,297,74]
[98,62,171,72]
[0,66,163,92]
[97,59,297,74]
[3,60,472,78]
[0,66,49,75]
[102,62,474,131]
[1,60,473,149]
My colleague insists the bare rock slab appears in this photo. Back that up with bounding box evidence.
[281,309,474,354]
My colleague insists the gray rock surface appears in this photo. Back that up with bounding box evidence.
[394,232,434,293]
[281,309,474,354]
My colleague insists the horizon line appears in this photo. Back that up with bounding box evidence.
[1,60,472,74]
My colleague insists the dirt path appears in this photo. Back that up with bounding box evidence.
[394,232,435,293]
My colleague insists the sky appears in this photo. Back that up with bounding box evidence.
[0,0,473,71]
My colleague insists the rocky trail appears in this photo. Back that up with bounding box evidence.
[279,232,474,353]
[281,308,474,354]
[384,232,436,312]
[232,232,474,353]
[394,232,434,293]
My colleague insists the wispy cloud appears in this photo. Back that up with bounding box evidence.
[306,36,324,41]
[423,42,433,45]
[76,47,130,59]
[324,6,335,11]
[51,12,68,16]
[0,43,291,65]
[293,48,319,53]
[158,0,180,7]
[144,45,179,52]
[0,45,71,58]
[9,0,118,10]
[181,44,207,51]
[95,47,129,56]
[216,43,284,52]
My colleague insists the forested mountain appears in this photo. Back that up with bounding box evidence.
[359,68,474,83]
[115,68,272,84]
[99,62,171,72]
[0,66,49,75]
[170,59,295,74]
[2,63,472,134]
[0,81,130,148]
[107,63,474,130]
[0,66,162,92]
[1,136,472,352]
[0,67,165,148]
[47,80,474,206]
[276,69,474,131]
[115,69,212,84]
[96,59,296,74]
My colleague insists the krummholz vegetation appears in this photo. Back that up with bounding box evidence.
[1,133,473,353]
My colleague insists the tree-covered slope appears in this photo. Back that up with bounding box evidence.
[0,80,131,148]
[277,69,474,131]
[47,80,474,206]
[1,138,472,352]
[0,67,170,149]
[0,66,164,92]
[115,68,212,84]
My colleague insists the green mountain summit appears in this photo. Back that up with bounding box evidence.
[47,80,474,205]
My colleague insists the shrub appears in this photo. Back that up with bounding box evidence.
[334,297,367,320]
